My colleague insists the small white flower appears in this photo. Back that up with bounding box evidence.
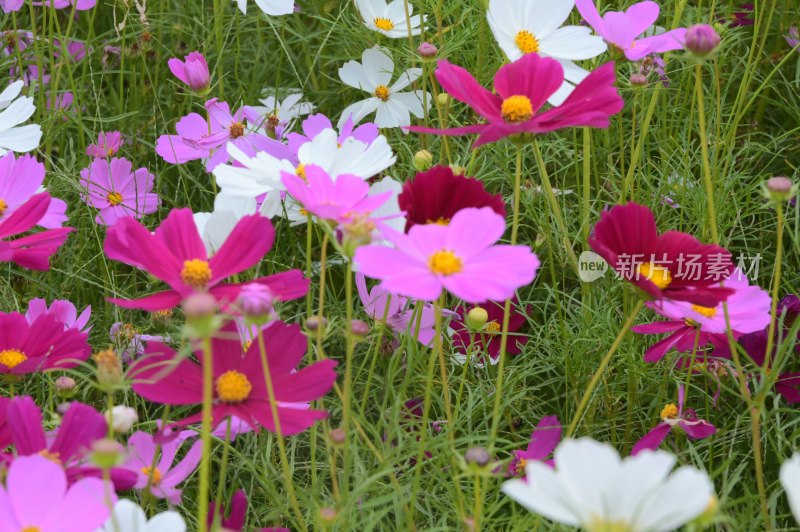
[338,46,430,129]
[487,0,607,105]
[781,453,800,524]
[193,192,257,254]
[354,0,425,38]
[234,0,294,15]
[249,91,314,136]
[106,405,139,434]
[96,499,185,532]
[0,80,42,156]
[502,438,715,531]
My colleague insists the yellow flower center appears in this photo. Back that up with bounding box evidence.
[295,163,307,180]
[299,208,309,217]
[229,122,245,138]
[215,370,253,403]
[500,95,533,123]
[429,250,463,276]
[0,348,27,369]
[586,517,634,532]
[374,85,390,102]
[660,403,679,420]
[426,217,451,225]
[141,466,163,485]
[243,340,252,353]
[637,262,672,289]
[181,259,212,289]
[21,527,42,532]
[0,198,7,216]
[515,457,528,476]
[107,191,123,206]
[107,147,116,157]
[691,304,717,318]
[38,449,62,464]
[374,17,395,31]
[515,30,540,54]
[485,320,501,334]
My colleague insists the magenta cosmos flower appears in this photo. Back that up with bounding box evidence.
[103,207,308,311]
[452,298,530,364]
[0,312,90,374]
[121,430,202,504]
[129,321,338,434]
[589,202,735,307]
[408,53,623,147]
[0,455,112,532]
[0,192,72,270]
[86,131,123,159]
[209,490,290,532]
[167,51,210,92]
[0,152,67,228]
[355,207,540,303]
[631,385,716,455]
[25,297,91,333]
[0,397,10,449]
[80,157,160,226]
[508,415,562,478]
[632,269,770,362]
[576,0,687,60]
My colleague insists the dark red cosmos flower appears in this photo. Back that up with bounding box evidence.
[739,323,800,404]
[451,298,529,363]
[397,166,506,230]
[588,202,734,307]
[0,313,90,375]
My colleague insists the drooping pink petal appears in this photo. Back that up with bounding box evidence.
[631,423,672,455]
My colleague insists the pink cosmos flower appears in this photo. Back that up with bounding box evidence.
[575,0,687,60]
[408,53,623,147]
[209,490,290,532]
[281,165,391,224]
[355,207,540,303]
[6,396,137,490]
[31,0,96,9]
[286,113,379,155]
[167,51,210,92]
[508,416,562,478]
[0,192,73,270]
[129,321,337,434]
[121,430,202,504]
[0,312,90,374]
[0,152,67,229]
[0,397,10,449]
[156,99,274,172]
[25,297,92,333]
[0,455,112,532]
[632,269,770,362]
[80,157,160,226]
[86,131,123,159]
[103,207,309,311]
[631,385,716,455]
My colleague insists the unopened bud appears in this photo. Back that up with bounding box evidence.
[630,73,648,87]
[107,405,138,433]
[466,307,488,331]
[437,92,450,107]
[54,376,76,396]
[151,308,172,326]
[413,149,434,171]
[319,507,338,523]
[237,284,276,323]
[765,176,797,202]
[449,164,466,176]
[464,447,491,467]
[350,319,369,339]
[417,42,438,60]
[91,438,125,469]
[183,292,217,317]
[306,316,328,333]
[94,348,123,387]
[329,427,346,445]
[685,24,721,57]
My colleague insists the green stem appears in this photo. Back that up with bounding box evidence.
[197,336,214,532]
[694,62,719,244]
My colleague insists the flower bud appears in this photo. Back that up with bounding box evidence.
[168,51,210,92]
[306,316,328,333]
[464,447,491,467]
[685,24,721,57]
[56,401,73,416]
[151,308,172,327]
[350,319,369,340]
[94,348,123,387]
[417,42,438,60]
[449,164,466,176]
[183,293,220,338]
[764,176,797,203]
[437,92,450,107]
[319,507,338,524]
[329,427,346,446]
[630,73,648,87]
[413,149,434,171]
[90,438,125,469]
[466,307,489,331]
[237,284,276,324]
[54,376,76,396]
[107,405,138,434]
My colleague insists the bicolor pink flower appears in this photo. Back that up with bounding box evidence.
[286,113,379,155]
[576,0,687,60]
[508,416,562,478]
[0,152,67,228]
[0,312,90,374]
[103,207,309,311]
[408,53,623,147]
[209,490,290,532]
[281,165,391,224]
[355,207,540,303]
[589,202,735,307]
[167,51,210,92]
[121,430,202,504]
[26,297,92,333]
[6,396,137,490]
[0,455,112,532]
[86,131,123,159]
[0,192,72,270]
[631,385,716,455]
[129,321,337,434]
[452,298,530,364]
[80,157,160,226]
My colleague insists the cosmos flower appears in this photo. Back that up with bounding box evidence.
[248,91,314,139]
[121,431,202,504]
[354,0,425,38]
[129,321,338,434]
[0,454,112,532]
[355,207,540,303]
[398,166,506,230]
[80,157,160,226]
[208,490,289,532]
[0,152,68,228]
[781,453,800,524]
[103,207,309,311]
[786,27,799,49]
[167,51,210,92]
[631,385,716,455]
[0,80,42,156]
[234,0,295,15]
[97,499,186,532]
[487,0,607,104]
[408,53,623,146]
[0,192,73,270]
[31,0,96,9]
[86,131,124,159]
[575,0,687,60]
[451,298,530,365]
[287,113,378,154]
[110,322,170,362]
[589,202,735,307]
[507,415,562,478]
[502,438,716,531]
[26,297,92,333]
[739,327,800,404]
[338,46,430,129]
[193,193,257,255]
[0,313,91,374]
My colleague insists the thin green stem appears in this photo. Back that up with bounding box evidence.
[197,336,214,532]
[694,62,719,244]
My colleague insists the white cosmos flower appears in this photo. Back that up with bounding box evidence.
[249,91,314,136]
[0,80,42,156]
[193,193,257,254]
[260,190,308,226]
[234,0,294,15]
[502,438,715,532]
[338,46,430,129]
[354,0,425,38]
[487,0,607,105]
[96,499,185,532]
[781,453,800,524]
